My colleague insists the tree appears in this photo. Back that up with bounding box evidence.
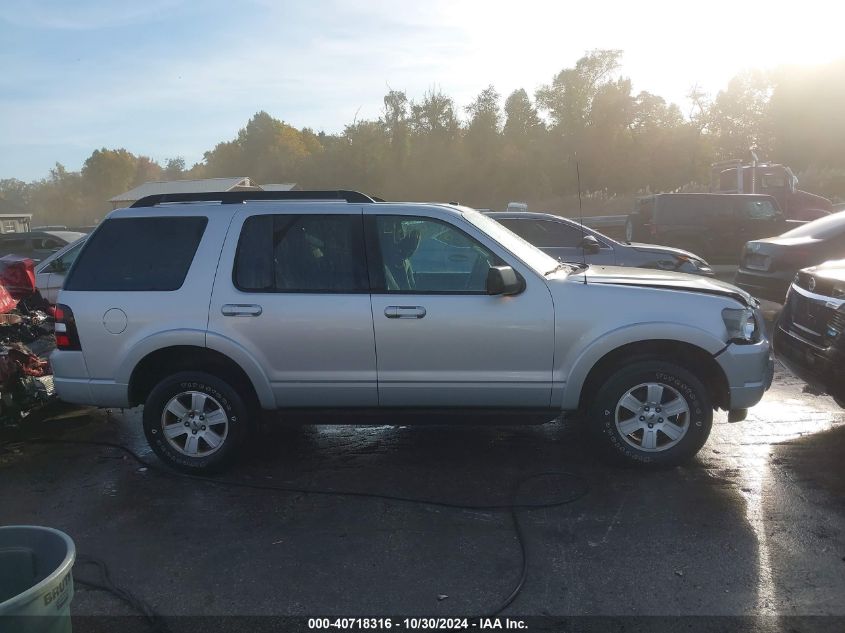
[464,85,501,156]
[503,89,543,142]
[81,148,138,200]
[410,89,458,138]
[203,111,315,183]
[163,157,186,180]
[0,179,29,209]
[536,49,622,137]
[382,89,410,166]
[706,70,773,160]
[10,54,845,223]
[133,156,163,186]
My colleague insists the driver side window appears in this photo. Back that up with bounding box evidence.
[373,216,502,293]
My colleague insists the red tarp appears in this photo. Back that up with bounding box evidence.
[0,286,16,314]
[0,256,36,300]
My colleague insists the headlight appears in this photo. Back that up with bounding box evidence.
[722,307,759,343]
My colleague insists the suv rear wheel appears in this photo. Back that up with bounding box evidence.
[588,360,712,466]
[143,371,250,473]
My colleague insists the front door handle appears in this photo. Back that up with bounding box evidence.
[222,304,263,317]
[384,306,426,319]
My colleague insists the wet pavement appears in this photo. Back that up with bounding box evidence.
[1,360,844,626]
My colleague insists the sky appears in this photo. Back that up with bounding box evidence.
[1,0,844,181]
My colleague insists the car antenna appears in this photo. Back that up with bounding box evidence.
[575,156,587,284]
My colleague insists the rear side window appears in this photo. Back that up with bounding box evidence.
[0,239,28,251]
[65,217,207,291]
[234,214,368,293]
[735,197,778,220]
[657,196,723,224]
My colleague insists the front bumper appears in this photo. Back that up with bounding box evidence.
[734,268,793,303]
[715,337,774,410]
[773,322,845,402]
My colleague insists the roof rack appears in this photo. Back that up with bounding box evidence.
[130,190,376,208]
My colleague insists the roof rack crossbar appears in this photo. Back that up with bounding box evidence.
[130,190,375,208]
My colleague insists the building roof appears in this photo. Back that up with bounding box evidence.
[260,183,299,191]
[109,177,256,203]
[0,198,30,217]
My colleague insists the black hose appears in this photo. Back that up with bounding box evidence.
[74,554,172,633]
[18,437,590,622]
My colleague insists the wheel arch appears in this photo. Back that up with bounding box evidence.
[568,339,730,413]
[128,345,270,409]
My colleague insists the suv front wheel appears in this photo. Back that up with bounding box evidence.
[143,371,250,473]
[589,360,712,466]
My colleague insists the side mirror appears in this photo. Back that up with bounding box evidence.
[580,234,601,254]
[486,266,524,296]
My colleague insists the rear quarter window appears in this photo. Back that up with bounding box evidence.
[657,196,723,225]
[65,216,208,291]
[735,197,779,219]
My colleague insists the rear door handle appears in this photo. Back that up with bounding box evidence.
[384,306,426,319]
[222,304,263,317]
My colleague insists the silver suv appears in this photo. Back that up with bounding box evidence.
[50,191,774,472]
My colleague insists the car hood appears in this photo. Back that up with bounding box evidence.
[750,235,819,248]
[568,265,756,307]
[628,242,704,261]
[804,259,845,282]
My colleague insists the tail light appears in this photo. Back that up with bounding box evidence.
[54,303,81,351]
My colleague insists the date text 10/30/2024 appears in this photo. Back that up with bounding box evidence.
[307,617,528,630]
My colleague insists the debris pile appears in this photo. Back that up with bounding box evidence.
[0,256,55,425]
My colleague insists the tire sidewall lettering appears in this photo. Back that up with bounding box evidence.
[144,373,247,472]
[594,364,712,465]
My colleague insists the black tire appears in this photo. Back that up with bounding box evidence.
[143,371,250,473]
[588,360,712,466]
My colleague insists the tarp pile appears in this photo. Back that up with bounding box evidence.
[0,256,54,425]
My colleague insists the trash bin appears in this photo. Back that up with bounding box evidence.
[0,526,75,633]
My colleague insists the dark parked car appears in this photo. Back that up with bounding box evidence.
[487,211,713,275]
[625,193,795,264]
[735,210,845,302]
[0,230,87,263]
[774,259,845,408]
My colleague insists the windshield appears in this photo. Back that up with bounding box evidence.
[459,206,563,275]
[780,210,845,239]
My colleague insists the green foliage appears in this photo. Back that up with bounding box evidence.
[5,52,844,225]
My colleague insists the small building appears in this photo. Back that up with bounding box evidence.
[260,183,300,192]
[109,177,262,209]
[0,199,32,234]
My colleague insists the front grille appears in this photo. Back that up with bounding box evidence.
[794,271,841,297]
[783,285,841,348]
